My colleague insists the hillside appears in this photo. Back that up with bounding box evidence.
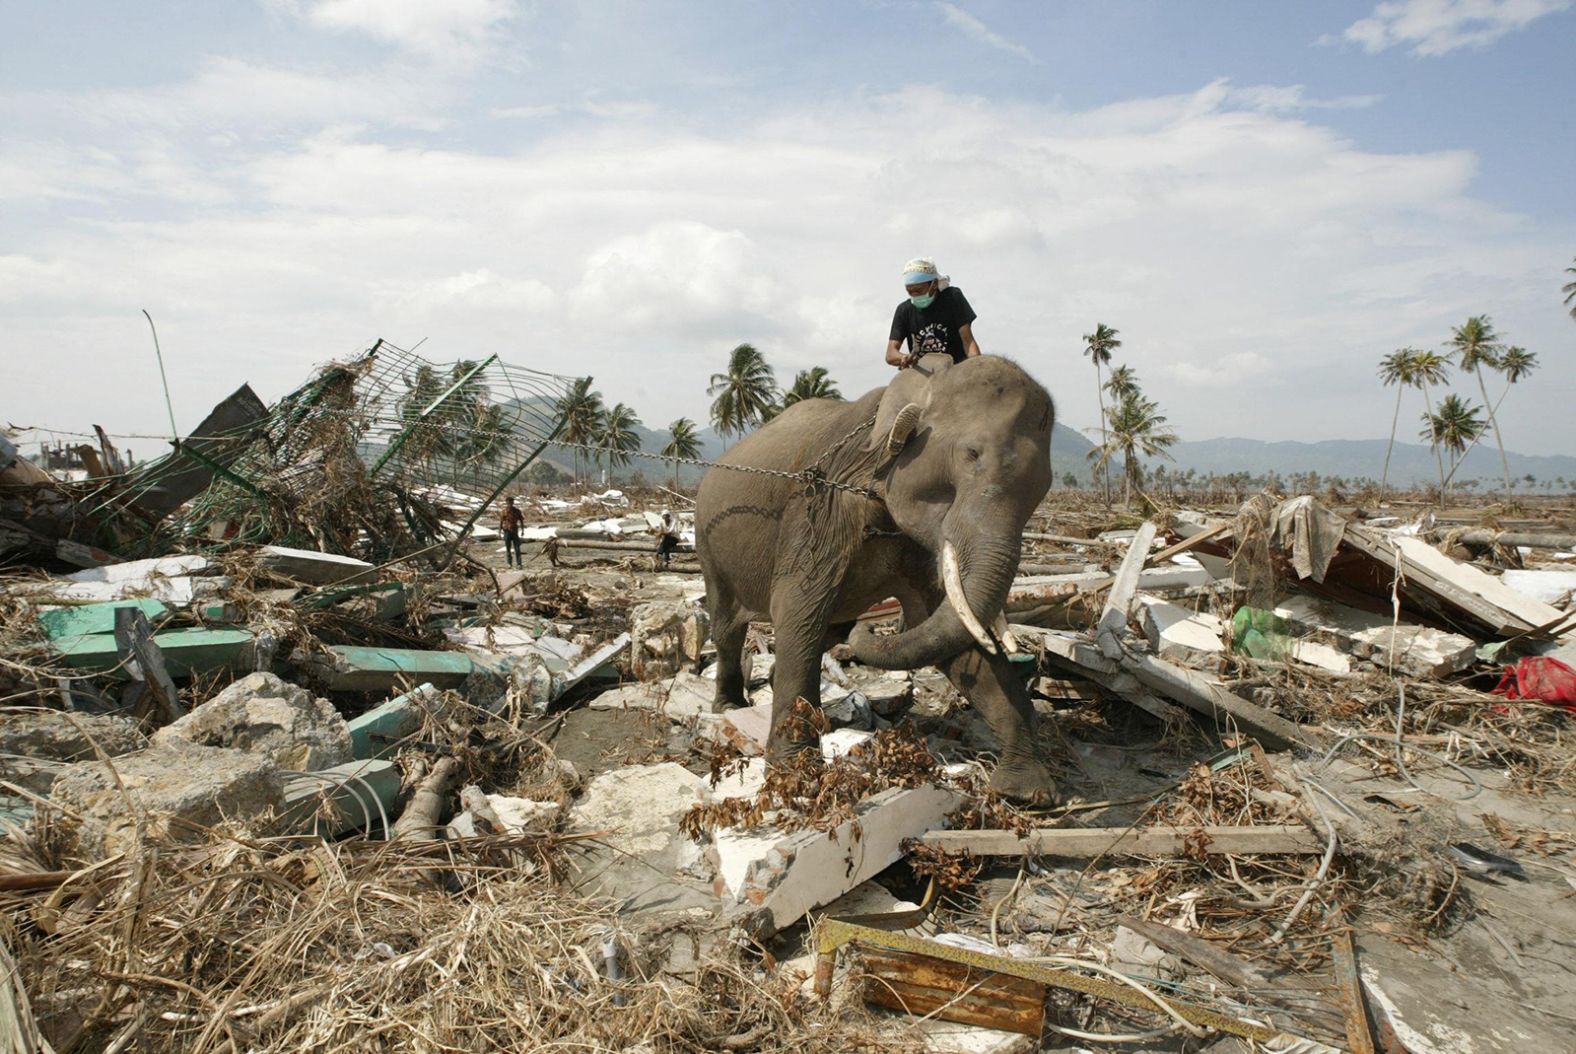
[1154,437,1576,488]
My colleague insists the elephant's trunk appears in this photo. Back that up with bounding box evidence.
[850,526,1021,670]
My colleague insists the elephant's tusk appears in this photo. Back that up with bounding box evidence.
[992,613,1020,654]
[886,402,923,455]
[942,542,997,655]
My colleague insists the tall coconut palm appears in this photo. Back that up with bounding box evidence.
[1103,363,1140,401]
[782,366,842,408]
[1442,347,1539,489]
[594,403,641,486]
[1420,394,1486,503]
[1088,391,1178,507]
[555,377,605,484]
[1564,256,1576,321]
[1376,348,1421,502]
[1082,323,1121,503]
[1446,315,1509,497]
[708,343,778,445]
[661,417,702,489]
[1406,350,1451,498]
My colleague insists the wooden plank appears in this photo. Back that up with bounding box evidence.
[1096,520,1157,660]
[1125,651,1315,751]
[1146,522,1232,567]
[1339,526,1521,635]
[920,824,1321,857]
[858,947,1046,1036]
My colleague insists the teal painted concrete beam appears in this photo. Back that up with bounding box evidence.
[281,759,402,838]
[54,627,254,678]
[37,599,169,640]
[348,683,438,759]
[322,646,504,692]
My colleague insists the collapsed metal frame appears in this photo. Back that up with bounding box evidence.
[141,339,576,558]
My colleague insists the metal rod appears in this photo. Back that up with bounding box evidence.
[142,309,180,440]
[369,353,497,478]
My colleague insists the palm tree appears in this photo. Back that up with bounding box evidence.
[782,366,842,408]
[708,343,778,446]
[1103,363,1140,401]
[1420,394,1486,503]
[594,402,641,486]
[1082,323,1121,503]
[662,417,702,489]
[1406,350,1451,498]
[1564,256,1576,321]
[1088,391,1178,507]
[1376,348,1420,502]
[1446,315,1510,497]
[1441,347,1538,490]
[555,377,605,484]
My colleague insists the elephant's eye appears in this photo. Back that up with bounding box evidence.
[964,446,981,462]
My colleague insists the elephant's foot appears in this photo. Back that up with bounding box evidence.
[766,696,828,763]
[710,687,750,714]
[988,754,1059,806]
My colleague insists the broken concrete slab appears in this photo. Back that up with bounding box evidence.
[281,759,400,838]
[566,762,718,915]
[721,784,962,937]
[258,545,375,586]
[820,728,874,760]
[448,792,560,837]
[1273,595,1476,679]
[152,671,352,770]
[0,712,144,796]
[49,743,284,858]
[64,555,211,584]
[588,671,714,722]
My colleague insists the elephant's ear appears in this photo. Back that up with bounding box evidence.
[865,353,953,454]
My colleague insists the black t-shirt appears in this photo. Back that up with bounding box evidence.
[889,287,977,363]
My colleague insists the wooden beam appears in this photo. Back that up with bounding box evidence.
[1096,520,1156,660]
[1146,522,1232,567]
[920,824,1321,857]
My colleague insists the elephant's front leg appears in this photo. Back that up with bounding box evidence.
[937,647,1058,805]
[765,584,835,760]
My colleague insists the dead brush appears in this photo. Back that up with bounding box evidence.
[4,826,917,1054]
[682,717,940,841]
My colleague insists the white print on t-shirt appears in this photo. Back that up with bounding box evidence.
[914,322,950,354]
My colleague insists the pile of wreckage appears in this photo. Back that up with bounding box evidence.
[5,358,1576,1050]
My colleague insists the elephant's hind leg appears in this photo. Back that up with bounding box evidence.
[707,591,751,712]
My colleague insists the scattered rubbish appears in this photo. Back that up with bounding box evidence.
[1444,842,1527,880]
[1491,655,1576,708]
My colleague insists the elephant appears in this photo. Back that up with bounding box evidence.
[695,352,1058,803]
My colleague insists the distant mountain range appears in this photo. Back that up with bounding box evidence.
[527,405,1572,492]
[1149,437,1576,488]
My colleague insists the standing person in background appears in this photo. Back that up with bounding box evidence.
[499,497,524,568]
[885,257,980,368]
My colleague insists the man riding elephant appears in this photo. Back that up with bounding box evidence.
[695,352,1058,803]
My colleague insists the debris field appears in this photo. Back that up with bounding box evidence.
[3,350,1576,1053]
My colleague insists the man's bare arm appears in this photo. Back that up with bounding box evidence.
[885,338,911,367]
[959,323,981,358]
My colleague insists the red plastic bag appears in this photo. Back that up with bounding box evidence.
[1492,656,1576,710]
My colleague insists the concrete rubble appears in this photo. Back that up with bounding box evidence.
[4,430,1576,1054]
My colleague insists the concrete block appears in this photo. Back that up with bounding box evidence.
[49,744,285,859]
[715,701,773,754]
[629,599,709,680]
[0,712,144,797]
[1136,595,1226,659]
[821,728,873,761]
[721,784,962,935]
[153,671,352,770]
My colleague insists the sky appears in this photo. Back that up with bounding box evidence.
[3,0,1574,462]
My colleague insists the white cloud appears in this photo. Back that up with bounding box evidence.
[280,0,521,62]
[4,77,1572,459]
[1327,0,1572,56]
[936,3,1035,62]
[1222,82,1383,112]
